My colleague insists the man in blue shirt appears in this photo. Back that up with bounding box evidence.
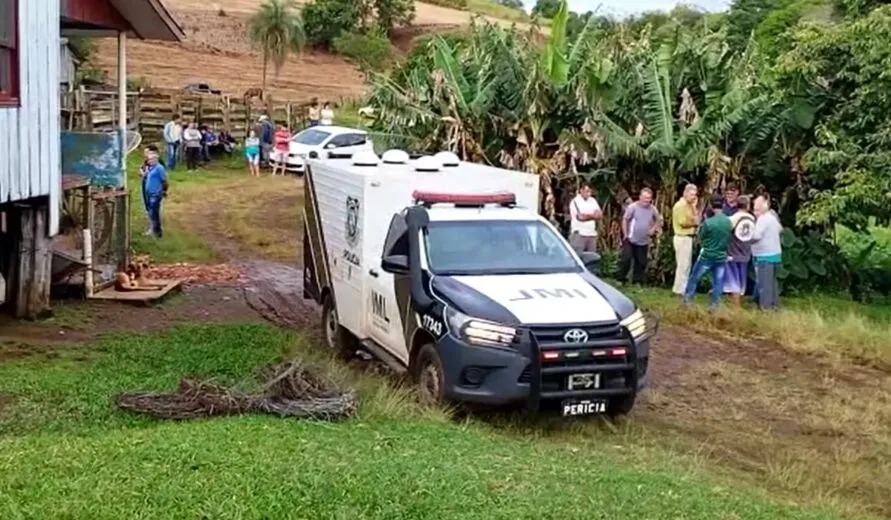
[144,151,168,238]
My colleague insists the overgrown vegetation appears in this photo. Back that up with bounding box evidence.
[366,0,891,300]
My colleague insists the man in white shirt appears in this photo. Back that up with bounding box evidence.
[162,114,182,170]
[568,182,602,254]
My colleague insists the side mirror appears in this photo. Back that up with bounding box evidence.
[381,254,409,275]
[580,251,601,268]
[324,142,337,149]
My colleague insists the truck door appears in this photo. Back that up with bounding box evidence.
[367,214,410,364]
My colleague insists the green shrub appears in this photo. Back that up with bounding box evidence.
[421,0,469,9]
[302,0,359,48]
[332,29,394,71]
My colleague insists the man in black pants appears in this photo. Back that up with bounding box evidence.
[617,188,663,284]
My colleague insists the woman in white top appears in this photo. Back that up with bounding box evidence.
[320,102,335,126]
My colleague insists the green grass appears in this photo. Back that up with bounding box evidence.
[623,284,891,369]
[0,323,841,519]
[128,153,227,264]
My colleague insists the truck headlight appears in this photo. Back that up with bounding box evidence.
[620,309,648,340]
[445,307,516,348]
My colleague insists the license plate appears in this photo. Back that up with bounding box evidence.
[567,372,600,391]
[562,399,607,417]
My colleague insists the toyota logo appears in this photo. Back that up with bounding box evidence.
[563,328,589,343]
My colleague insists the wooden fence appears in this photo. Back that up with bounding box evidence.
[60,87,314,142]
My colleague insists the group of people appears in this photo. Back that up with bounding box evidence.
[243,100,336,177]
[162,114,237,172]
[566,181,783,310]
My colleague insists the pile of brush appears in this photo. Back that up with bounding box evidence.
[116,361,356,421]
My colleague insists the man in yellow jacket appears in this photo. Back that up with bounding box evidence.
[671,184,700,294]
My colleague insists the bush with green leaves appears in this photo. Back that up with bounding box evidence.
[332,29,393,72]
[302,0,360,48]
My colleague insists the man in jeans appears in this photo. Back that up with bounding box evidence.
[144,151,168,238]
[618,188,662,284]
[568,182,602,256]
[751,195,783,310]
[683,195,732,309]
[162,114,182,170]
[671,183,699,294]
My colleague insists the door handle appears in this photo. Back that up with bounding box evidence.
[369,269,379,278]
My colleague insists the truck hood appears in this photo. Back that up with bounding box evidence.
[432,272,620,325]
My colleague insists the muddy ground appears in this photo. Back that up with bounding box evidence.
[3,195,890,517]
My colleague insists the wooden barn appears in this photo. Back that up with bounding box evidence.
[0,0,183,319]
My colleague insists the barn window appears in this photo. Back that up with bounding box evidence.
[0,0,19,106]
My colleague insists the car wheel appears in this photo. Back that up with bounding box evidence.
[321,296,357,359]
[606,392,636,418]
[413,343,446,406]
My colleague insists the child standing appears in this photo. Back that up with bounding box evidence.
[245,130,261,177]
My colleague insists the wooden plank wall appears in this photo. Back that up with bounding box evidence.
[61,88,313,144]
[0,0,61,235]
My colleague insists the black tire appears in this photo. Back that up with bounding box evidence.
[607,392,636,418]
[321,296,357,359]
[412,343,447,406]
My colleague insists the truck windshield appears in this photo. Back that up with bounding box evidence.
[424,220,581,275]
[292,129,330,145]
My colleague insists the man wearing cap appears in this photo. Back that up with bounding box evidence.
[258,115,274,167]
[683,194,732,309]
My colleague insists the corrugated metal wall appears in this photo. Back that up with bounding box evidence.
[0,0,61,235]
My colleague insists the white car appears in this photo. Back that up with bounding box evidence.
[275,126,374,174]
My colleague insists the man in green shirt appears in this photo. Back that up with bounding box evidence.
[683,195,732,309]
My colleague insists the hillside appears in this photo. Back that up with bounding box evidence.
[91,0,532,102]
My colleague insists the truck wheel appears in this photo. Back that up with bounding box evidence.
[413,343,446,405]
[607,393,637,418]
[321,296,357,359]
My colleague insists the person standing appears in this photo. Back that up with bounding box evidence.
[144,151,168,238]
[258,115,274,166]
[162,114,182,170]
[683,195,733,309]
[245,129,261,177]
[182,122,203,171]
[671,183,700,295]
[320,101,335,126]
[308,99,321,127]
[751,195,783,310]
[722,182,740,217]
[568,182,602,256]
[618,188,663,284]
[271,124,291,176]
[724,195,755,307]
[139,144,159,235]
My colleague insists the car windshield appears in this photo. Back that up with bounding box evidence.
[424,220,580,275]
[292,129,331,146]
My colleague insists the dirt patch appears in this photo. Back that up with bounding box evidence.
[0,285,264,347]
[639,325,891,517]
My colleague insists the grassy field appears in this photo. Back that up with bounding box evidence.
[129,154,302,264]
[0,323,841,519]
[32,158,891,519]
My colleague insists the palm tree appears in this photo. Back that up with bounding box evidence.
[248,0,306,95]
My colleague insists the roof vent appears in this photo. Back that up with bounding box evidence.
[382,149,410,164]
[352,151,380,167]
[435,151,460,167]
[414,156,442,173]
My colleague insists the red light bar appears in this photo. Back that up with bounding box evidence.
[541,351,560,361]
[412,190,516,206]
[609,348,627,357]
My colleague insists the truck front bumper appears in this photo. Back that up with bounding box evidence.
[437,322,653,411]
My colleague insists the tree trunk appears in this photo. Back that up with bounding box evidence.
[262,49,268,99]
